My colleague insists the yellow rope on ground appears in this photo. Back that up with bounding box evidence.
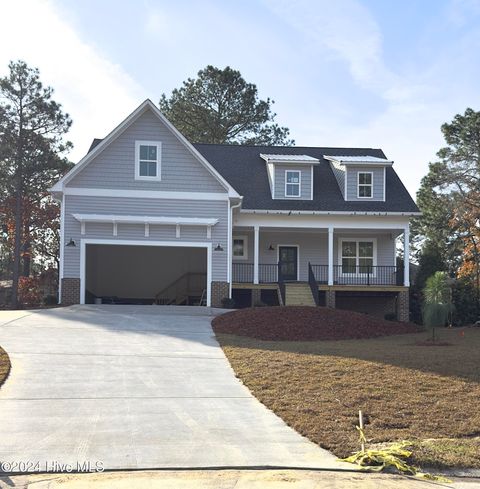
[340,426,451,482]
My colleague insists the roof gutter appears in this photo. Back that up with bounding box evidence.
[239,209,421,217]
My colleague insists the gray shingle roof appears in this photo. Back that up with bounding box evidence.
[193,144,419,213]
[88,138,418,213]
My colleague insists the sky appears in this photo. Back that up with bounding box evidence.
[2,0,480,198]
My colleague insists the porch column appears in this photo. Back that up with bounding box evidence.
[328,226,334,286]
[254,225,260,284]
[403,224,410,287]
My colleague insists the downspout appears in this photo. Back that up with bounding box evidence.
[229,198,243,297]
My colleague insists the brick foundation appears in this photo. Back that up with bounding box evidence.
[251,288,262,306]
[325,290,336,308]
[61,278,80,305]
[211,281,229,308]
[396,289,410,322]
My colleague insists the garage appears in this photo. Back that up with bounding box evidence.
[83,242,209,305]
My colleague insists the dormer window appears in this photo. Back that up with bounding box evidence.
[358,172,372,198]
[285,170,301,197]
[135,141,161,180]
[260,154,318,200]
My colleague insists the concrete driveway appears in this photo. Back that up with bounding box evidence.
[0,306,345,472]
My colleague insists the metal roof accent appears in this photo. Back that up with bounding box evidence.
[324,155,394,165]
[260,154,320,164]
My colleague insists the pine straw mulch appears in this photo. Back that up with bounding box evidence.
[212,306,420,341]
[214,309,480,470]
[0,345,11,388]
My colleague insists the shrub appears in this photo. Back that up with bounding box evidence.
[221,297,236,309]
[452,278,480,325]
[423,272,454,341]
[18,276,42,305]
[43,294,57,306]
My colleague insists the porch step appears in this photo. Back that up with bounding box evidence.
[285,283,316,306]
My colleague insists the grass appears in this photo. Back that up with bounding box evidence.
[216,327,480,470]
[0,345,11,388]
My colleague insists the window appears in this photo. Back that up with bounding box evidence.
[232,236,248,260]
[340,239,375,274]
[135,141,161,180]
[358,172,372,198]
[285,170,301,197]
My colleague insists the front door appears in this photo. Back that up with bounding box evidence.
[279,246,298,281]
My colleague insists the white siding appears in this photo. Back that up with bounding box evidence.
[67,109,225,193]
[232,229,395,281]
[346,167,385,201]
[273,164,312,200]
[329,160,346,197]
[63,195,228,281]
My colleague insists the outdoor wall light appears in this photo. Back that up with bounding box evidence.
[214,243,224,251]
[66,238,76,247]
[268,244,275,251]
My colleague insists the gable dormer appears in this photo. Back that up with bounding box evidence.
[324,155,393,202]
[260,154,320,200]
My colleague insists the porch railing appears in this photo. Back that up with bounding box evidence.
[234,263,400,286]
[308,262,319,305]
[278,262,286,305]
[311,264,398,285]
[232,262,278,283]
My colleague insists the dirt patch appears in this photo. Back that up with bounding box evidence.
[212,306,420,341]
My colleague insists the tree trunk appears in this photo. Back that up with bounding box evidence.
[11,188,22,307]
[10,93,24,308]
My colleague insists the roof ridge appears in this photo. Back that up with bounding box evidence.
[192,142,382,150]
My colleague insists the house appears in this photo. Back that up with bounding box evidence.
[50,100,420,321]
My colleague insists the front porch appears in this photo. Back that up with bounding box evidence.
[230,224,410,321]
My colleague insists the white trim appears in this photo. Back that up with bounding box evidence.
[232,235,248,261]
[253,226,259,284]
[229,199,242,297]
[338,237,377,276]
[72,213,218,227]
[310,165,314,200]
[404,225,410,287]
[58,194,65,303]
[236,213,412,230]
[266,162,275,198]
[176,224,180,238]
[277,244,300,281]
[328,226,334,286]
[134,140,162,181]
[113,223,118,236]
[144,223,149,237]
[62,187,229,201]
[285,170,301,198]
[357,171,373,199]
[239,209,421,216]
[383,167,386,202]
[79,239,212,307]
[50,99,240,198]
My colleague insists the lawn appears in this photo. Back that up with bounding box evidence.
[0,345,10,387]
[213,307,480,470]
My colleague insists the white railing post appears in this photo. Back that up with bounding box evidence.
[328,226,334,286]
[404,224,410,287]
[254,225,259,284]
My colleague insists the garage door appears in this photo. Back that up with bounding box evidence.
[85,244,207,305]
